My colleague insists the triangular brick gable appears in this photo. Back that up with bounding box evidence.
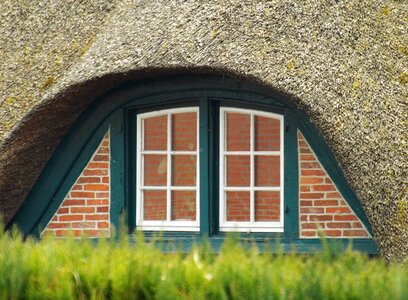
[298,132,370,238]
[43,132,110,237]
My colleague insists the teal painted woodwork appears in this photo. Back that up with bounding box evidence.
[9,75,378,254]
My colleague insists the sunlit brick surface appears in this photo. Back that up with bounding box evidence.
[43,132,110,237]
[226,155,250,186]
[143,190,167,220]
[255,116,280,151]
[144,115,167,150]
[255,155,280,186]
[172,112,197,151]
[171,191,196,221]
[172,155,196,186]
[298,132,369,238]
[226,113,250,151]
[143,154,167,186]
[255,191,280,221]
[226,191,250,221]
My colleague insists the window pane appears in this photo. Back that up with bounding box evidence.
[226,191,250,221]
[171,191,196,221]
[226,155,250,187]
[143,190,166,220]
[143,115,167,150]
[143,154,167,186]
[255,155,280,186]
[172,155,196,186]
[172,112,197,151]
[226,112,250,151]
[255,116,280,151]
[255,191,280,221]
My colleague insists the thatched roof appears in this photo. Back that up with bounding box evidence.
[0,0,406,261]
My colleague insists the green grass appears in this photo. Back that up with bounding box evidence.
[0,228,406,300]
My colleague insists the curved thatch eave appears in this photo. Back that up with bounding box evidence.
[0,0,407,262]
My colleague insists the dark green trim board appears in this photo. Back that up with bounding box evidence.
[9,75,378,254]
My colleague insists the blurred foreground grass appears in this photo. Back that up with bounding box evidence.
[0,227,406,300]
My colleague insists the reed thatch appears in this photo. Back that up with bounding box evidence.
[0,0,406,261]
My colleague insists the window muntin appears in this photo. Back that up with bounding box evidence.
[219,108,284,232]
[136,107,200,231]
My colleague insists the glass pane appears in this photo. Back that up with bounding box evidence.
[143,115,167,150]
[143,154,167,186]
[172,155,196,186]
[226,112,250,151]
[226,191,250,221]
[255,191,280,221]
[226,155,250,187]
[255,115,280,151]
[172,112,197,151]
[255,155,280,186]
[143,190,166,220]
[171,191,196,221]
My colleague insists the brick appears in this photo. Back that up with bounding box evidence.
[301,223,325,229]
[96,192,109,198]
[300,215,308,221]
[334,215,358,221]
[97,206,109,213]
[325,178,332,184]
[314,200,338,206]
[85,214,109,221]
[88,162,109,169]
[312,185,336,192]
[63,199,86,206]
[326,207,351,214]
[70,206,95,213]
[309,215,332,221]
[300,162,321,169]
[327,222,352,229]
[72,184,83,191]
[83,169,108,176]
[300,207,324,214]
[352,222,363,228]
[300,177,324,184]
[47,222,70,229]
[302,231,317,237]
[102,177,109,183]
[59,215,83,221]
[70,192,95,198]
[323,230,341,237]
[84,184,109,191]
[300,186,310,192]
[98,222,110,229]
[300,155,316,161]
[57,207,69,214]
[300,200,313,206]
[93,155,109,161]
[343,230,368,237]
[71,222,96,229]
[77,177,101,184]
[87,199,109,205]
[300,193,324,199]
[326,192,342,198]
[301,170,326,176]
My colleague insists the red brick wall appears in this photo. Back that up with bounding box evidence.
[43,132,110,237]
[298,132,370,238]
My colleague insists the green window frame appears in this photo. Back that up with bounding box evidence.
[10,75,378,253]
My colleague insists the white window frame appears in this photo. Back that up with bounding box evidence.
[219,107,284,232]
[136,107,200,231]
